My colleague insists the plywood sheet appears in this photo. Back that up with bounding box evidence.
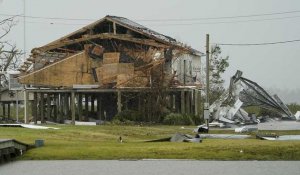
[95,63,134,84]
[103,52,120,59]
[103,52,120,64]
[19,51,96,87]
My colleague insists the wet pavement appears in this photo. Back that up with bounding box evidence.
[256,121,300,130]
[0,160,299,175]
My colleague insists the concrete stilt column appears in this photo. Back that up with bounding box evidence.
[186,91,191,115]
[172,94,176,111]
[33,92,38,124]
[97,95,102,121]
[91,95,95,113]
[24,91,29,124]
[71,91,75,125]
[40,93,45,123]
[117,91,122,113]
[78,93,83,121]
[65,93,70,117]
[46,93,51,122]
[181,90,185,114]
[59,93,64,123]
[194,90,199,116]
[7,103,10,120]
[191,91,194,115]
[85,94,89,121]
[54,94,59,122]
[2,103,5,118]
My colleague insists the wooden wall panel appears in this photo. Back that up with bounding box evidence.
[19,51,96,87]
[95,63,134,85]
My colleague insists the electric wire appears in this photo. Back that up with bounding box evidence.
[0,10,300,22]
[1,9,300,22]
[215,39,300,46]
[10,14,300,27]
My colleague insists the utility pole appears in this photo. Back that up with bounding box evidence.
[16,90,19,122]
[23,0,26,61]
[204,34,210,131]
[23,0,27,124]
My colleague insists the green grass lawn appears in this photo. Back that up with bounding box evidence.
[1,125,300,160]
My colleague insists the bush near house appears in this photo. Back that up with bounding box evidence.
[113,111,199,125]
[287,103,300,114]
[113,110,142,123]
[163,113,194,125]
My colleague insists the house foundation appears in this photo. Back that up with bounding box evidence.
[24,87,201,124]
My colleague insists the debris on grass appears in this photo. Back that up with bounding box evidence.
[0,124,60,130]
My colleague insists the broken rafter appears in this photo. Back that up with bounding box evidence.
[27,57,35,62]
[106,16,194,53]
[135,59,165,71]
[24,61,32,65]
[55,47,78,53]
[34,34,169,52]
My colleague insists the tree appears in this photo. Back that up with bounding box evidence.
[208,45,229,102]
[0,16,23,88]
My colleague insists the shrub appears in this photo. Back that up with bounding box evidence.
[258,108,282,118]
[114,110,142,122]
[110,118,135,125]
[163,113,194,125]
[287,103,300,114]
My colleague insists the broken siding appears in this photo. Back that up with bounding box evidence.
[19,52,95,87]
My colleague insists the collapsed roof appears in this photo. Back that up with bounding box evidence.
[31,15,201,54]
[18,15,201,88]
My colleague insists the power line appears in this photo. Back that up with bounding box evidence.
[25,21,87,26]
[138,10,300,21]
[0,13,96,22]
[1,9,300,22]
[215,39,300,46]
[147,15,300,26]
[15,15,300,27]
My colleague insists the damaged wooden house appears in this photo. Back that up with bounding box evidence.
[18,15,203,124]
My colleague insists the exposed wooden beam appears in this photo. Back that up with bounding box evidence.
[106,17,193,52]
[35,34,169,52]
[27,57,35,62]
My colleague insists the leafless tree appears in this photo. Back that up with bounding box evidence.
[0,16,23,88]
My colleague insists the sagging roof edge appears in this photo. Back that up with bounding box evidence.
[37,15,203,56]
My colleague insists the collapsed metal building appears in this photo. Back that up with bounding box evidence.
[209,70,295,125]
[18,15,203,124]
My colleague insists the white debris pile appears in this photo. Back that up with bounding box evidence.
[170,133,202,143]
[200,134,251,139]
[295,111,300,121]
[0,124,60,129]
[235,126,258,133]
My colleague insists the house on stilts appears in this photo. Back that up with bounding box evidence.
[18,15,203,124]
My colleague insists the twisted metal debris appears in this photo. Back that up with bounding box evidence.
[209,70,295,124]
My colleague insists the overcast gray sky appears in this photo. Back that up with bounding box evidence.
[1,0,300,103]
